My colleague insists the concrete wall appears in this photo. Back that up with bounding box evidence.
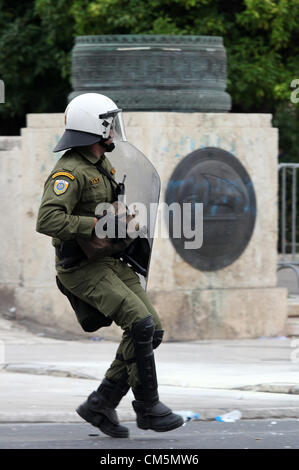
[0,137,22,313]
[0,113,287,339]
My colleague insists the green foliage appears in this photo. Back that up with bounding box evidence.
[0,0,72,130]
[274,104,299,162]
[34,0,74,79]
[0,0,298,147]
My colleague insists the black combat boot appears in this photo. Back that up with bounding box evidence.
[76,373,130,438]
[131,316,184,432]
[132,387,184,432]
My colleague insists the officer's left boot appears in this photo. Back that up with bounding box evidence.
[130,315,184,432]
[76,372,130,438]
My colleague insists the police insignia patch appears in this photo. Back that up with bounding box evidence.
[90,177,100,185]
[52,171,75,180]
[54,179,69,195]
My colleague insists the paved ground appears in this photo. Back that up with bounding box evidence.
[0,420,299,449]
[0,262,298,451]
[1,317,299,424]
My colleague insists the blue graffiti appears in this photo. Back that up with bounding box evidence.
[210,205,218,216]
[189,139,195,151]
[168,179,185,189]
[161,144,171,153]
[229,143,236,155]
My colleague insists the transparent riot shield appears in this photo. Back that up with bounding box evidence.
[107,113,160,288]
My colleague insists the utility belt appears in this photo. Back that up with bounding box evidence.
[55,238,127,269]
[56,236,149,276]
[55,240,87,269]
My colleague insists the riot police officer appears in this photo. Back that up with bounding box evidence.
[36,93,184,438]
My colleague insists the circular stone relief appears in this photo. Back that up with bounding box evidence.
[165,147,257,271]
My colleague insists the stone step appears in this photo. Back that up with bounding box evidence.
[0,136,21,151]
[288,296,299,317]
[286,297,299,336]
[285,317,299,336]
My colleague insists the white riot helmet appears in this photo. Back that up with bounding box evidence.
[54,93,126,152]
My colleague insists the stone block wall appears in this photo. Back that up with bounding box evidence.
[0,113,287,339]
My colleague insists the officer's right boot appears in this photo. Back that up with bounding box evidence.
[131,316,184,432]
[76,372,130,438]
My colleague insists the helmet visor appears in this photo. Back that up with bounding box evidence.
[99,108,122,120]
[112,112,127,142]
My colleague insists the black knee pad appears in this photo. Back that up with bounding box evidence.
[131,315,155,344]
[131,315,158,400]
[153,329,164,350]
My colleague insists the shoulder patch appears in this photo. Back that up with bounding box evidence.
[52,171,75,180]
[110,168,116,175]
[53,179,69,195]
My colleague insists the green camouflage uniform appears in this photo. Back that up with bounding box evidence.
[36,146,162,388]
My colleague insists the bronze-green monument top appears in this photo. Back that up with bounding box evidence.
[70,35,231,112]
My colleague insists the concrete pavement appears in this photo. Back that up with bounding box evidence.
[2,420,299,449]
[1,317,299,423]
